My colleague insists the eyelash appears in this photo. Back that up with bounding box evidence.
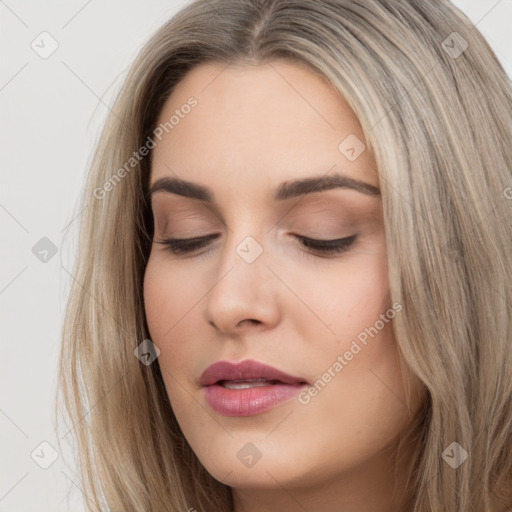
[155,233,357,256]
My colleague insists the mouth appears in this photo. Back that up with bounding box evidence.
[199,359,308,417]
[216,378,286,389]
[199,359,308,387]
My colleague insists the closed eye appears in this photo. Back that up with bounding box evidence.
[294,234,357,255]
[154,233,358,256]
[155,234,219,255]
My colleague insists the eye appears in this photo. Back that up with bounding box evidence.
[294,234,357,255]
[154,233,357,256]
[155,233,219,255]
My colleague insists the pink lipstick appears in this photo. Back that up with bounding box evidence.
[199,359,308,416]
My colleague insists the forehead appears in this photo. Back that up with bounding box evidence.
[150,60,378,192]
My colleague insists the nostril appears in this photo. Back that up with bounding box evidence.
[239,319,261,327]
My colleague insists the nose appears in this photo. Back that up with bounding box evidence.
[203,235,281,336]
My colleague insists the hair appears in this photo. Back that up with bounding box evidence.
[56,0,512,510]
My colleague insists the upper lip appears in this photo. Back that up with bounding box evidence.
[199,359,308,387]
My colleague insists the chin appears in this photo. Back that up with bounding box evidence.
[191,435,320,491]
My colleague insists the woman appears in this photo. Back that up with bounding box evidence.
[58,0,512,510]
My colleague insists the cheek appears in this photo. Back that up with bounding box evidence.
[143,258,203,340]
[289,246,391,349]
[341,256,392,342]
[289,248,401,406]
[143,257,211,397]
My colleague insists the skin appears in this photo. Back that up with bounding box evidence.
[143,60,425,512]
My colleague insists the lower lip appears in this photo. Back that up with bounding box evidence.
[203,383,307,416]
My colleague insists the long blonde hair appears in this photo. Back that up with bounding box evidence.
[57,0,512,510]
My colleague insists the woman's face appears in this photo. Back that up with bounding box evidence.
[144,60,423,504]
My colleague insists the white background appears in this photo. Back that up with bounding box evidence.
[1,1,510,510]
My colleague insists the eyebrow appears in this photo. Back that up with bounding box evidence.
[148,172,380,202]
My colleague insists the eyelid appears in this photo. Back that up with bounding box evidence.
[294,234,357,255]
[154,233,219,254]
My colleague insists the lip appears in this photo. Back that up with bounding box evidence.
[200,359,308,417]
